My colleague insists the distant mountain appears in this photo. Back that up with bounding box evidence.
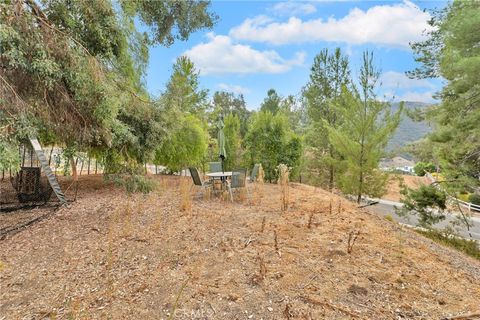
[386,101,433,153]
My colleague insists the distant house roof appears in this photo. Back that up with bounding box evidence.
[380,156,415,169]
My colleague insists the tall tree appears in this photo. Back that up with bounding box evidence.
[326,52,402,203]
[260,89,282,115]
[223,113,242,170]
[408,1,480,191]
[0,0,216,170]
[245,111,302,182]
[209,91,250,137]
[303,48,350,190]
[163,56,208,117]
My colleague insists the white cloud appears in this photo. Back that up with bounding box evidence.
[230,1,432,48]
[271,2,317,16]
[379,71,435,90]
[217,83,250,95]
[395,91,436,103]
[183,33,306,75]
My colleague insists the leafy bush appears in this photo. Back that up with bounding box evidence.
[414,162,436,176]
[245,111,302,182]
[468,193,480,206]
[398,185,447,227]
[107,174,157,194]
[154,115,208,173]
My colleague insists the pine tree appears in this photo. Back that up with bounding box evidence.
[326,51,402,203]
[303,48,350,190]
[409,1,480,190]
[223,113,242,170]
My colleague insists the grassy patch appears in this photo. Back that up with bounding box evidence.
[107,174,157,194]
[416,229,480,261]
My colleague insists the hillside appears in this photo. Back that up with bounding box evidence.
[387,101,433,153]
[1,175,479,319]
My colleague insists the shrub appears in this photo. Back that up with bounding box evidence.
[413,162,436,176]
[108,174,157,194]
[468,193,480,206]
[417,229,480,261]
[398,184,447,227]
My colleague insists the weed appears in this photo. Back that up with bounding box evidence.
[347,230,360,254]
[179,177,192,212]
[385,214,394,222]
[260,216,266,233]
[274,228,280,256]
[277,164,290,212]
[307,211,315,229]
[258,253,267,280]
[108,174,157,194]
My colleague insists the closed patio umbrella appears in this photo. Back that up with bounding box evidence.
[217,117,226,172]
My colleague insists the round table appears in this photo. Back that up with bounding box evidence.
[206,171,233,178]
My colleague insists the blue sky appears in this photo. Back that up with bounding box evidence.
[145,1,446,110]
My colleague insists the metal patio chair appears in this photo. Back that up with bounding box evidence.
[228,168,250,202]
[208,162,222,173]
[189,167,212,197]
[249,163,260,182]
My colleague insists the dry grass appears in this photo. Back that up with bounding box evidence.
[383,174,429,202]
[1,175,480,319]
[278,164,290,212]
[179,177,192,212]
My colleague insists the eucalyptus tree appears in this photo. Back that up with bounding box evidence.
[0,0,217,170]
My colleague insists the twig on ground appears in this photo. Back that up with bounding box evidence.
[442,313,480,320]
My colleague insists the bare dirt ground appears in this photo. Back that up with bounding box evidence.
[383,175,429,202]
[1,175,479,319]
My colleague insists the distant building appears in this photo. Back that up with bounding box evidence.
[379,156,415,174]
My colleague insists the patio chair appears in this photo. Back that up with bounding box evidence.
[228,168,250,202]
[208,162,222,173]
[249,163,260,182]
[189,167,212,197]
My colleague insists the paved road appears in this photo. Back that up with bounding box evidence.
[363,199,480,241]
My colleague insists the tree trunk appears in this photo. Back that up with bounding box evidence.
[48,147,54,166]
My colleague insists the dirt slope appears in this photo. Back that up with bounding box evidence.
[1,175,479,319]
[383,175,429,202]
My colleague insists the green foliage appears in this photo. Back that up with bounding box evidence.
[154,115,207,173]
[413,162,436,176]
[163,56,208,117]
[409,1,480,191]
[416,228,480,261]
[223,113,242,170]
[303,48,350,190]
[325,51,402,202]
[0,140,20,172]
[120,0,218,47]
[108,174,157,194]
[468,193,480,206]
[398,185,447,227]
[209,91,250,138]
[245,111,302,182]
[260,89,282,115]
[0,0,216,173]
